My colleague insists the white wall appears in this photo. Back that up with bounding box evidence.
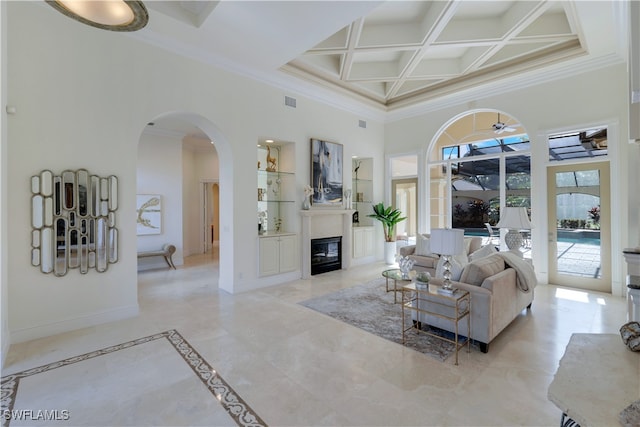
[137,133,184,269]
[1,0,9,366]
[385,64,632,295]
[4,2,385,343]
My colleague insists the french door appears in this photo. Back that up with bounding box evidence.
[547,162,610,292]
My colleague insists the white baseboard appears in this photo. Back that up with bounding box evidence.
[350,255,376,267]
[235,270,302,293]
[10,304,139,344]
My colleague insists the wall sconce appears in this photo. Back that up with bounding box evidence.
[46,0,148,32]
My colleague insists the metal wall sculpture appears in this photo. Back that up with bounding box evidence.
[31,169,118,276]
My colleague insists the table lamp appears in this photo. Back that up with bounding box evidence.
[430,228,465,290]
[496,207,532,256]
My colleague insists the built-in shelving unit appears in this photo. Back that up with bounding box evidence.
[257,143,295,234]
[352,157,373,226]
[257,141,298,277]
[351,157,374,260]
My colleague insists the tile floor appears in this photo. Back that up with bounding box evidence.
[1,245,630,426]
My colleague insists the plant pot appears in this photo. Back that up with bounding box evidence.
[384,241,397,265]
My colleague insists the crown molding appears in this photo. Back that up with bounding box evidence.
[385,52,626,123]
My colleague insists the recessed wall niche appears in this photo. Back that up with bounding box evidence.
[31,169,118,276]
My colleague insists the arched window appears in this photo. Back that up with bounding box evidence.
[426,111,531,238]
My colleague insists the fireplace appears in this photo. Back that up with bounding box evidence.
[311,236,342,275]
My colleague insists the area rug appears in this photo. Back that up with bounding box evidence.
[299,278,472,362]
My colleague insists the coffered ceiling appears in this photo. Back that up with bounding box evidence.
[133,0,623,124]
[282,1,585,109]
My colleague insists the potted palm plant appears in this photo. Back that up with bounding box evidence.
[368,202,407,264]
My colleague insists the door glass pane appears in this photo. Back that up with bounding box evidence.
[554,169,601,278]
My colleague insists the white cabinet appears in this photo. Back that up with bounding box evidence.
[259,233,298,276]
[352,226,374,259]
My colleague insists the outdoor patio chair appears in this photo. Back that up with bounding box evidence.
[485,223,500,246]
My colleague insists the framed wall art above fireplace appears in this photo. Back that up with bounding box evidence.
[310,138,343,207]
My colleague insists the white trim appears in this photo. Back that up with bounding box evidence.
[10,304,139,344]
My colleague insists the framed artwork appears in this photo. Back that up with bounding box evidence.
[310,138,343,206]
[136,194,162,235]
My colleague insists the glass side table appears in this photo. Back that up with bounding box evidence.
[401,281,471,365]
[381,268,412,303]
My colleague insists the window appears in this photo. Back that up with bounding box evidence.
[548,128,608,161]
[430,134,531,231]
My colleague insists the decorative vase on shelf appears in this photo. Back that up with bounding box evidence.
[302,197,310,210]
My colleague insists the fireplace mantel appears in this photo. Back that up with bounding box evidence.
[300,209,355,279]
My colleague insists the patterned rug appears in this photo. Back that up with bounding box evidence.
[299,278,472,362]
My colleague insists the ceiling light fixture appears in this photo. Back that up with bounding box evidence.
[265,139,274,143]
[46,0,148,32]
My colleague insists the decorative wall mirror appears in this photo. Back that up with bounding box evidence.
[31,169,118,276]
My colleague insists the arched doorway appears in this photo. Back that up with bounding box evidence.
[137,112,234,293]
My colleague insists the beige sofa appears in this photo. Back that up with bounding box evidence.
[399,234,483,275]
[411,252,536,353]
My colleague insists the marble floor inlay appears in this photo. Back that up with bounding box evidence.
[1,330,266,427]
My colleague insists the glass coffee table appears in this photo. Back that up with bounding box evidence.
[382,269,412,303]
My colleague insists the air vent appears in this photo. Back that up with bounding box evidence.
[358,120,367,129]
[284,96,297,108]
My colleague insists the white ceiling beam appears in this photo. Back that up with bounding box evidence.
[462,1,552,74]
[386,0,462,99]
[340,19,365,81]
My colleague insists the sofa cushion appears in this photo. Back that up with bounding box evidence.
[435,254,468,281]
[460,253,505,286]
[467,236,483,255]
[407,254,438,269]
[415,234,436,257]
[469,244,498,261]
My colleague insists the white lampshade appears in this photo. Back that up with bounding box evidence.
[430,228,465,256]
[496,207,532,230]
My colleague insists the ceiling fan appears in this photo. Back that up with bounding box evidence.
[492,113,518,134]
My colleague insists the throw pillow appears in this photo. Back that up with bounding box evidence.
[463,237,473,255]
[459,253,505,286]
[415,234,435,257]
[435,254,468,281]
[469,244,498,261]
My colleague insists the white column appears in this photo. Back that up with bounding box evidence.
[301,214,311,279]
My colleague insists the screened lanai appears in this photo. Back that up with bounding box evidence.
[432,121,606,280]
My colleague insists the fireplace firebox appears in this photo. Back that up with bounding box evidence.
[310,236,342,275]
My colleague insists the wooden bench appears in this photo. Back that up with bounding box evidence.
[137,244,176,269]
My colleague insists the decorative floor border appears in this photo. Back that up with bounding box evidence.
[1,330,267,427]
